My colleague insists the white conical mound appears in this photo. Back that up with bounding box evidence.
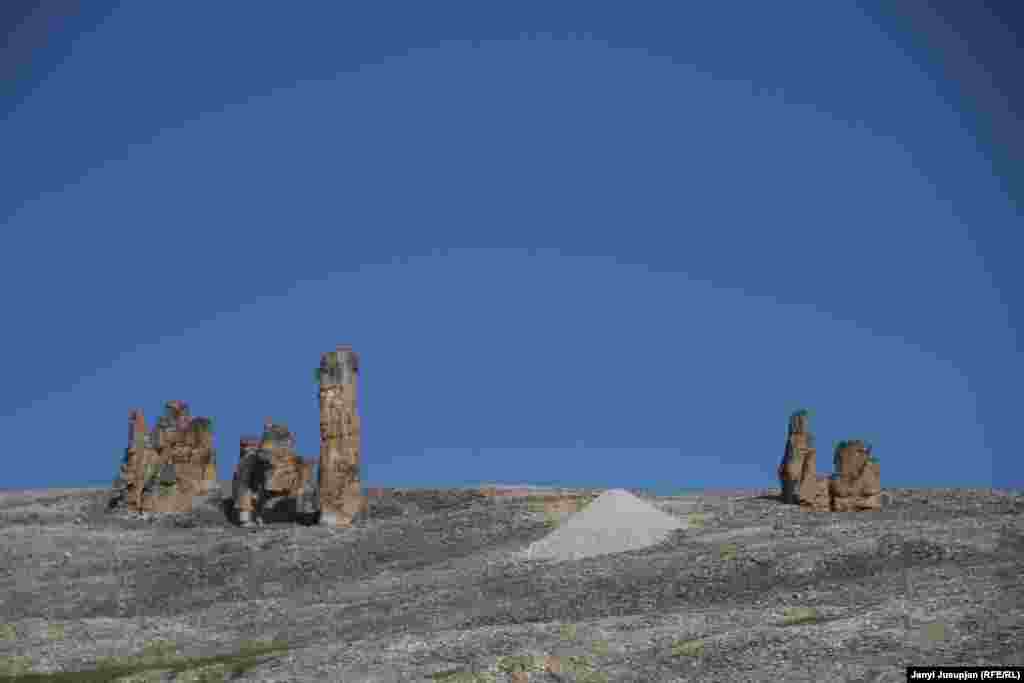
[522,488,686,562]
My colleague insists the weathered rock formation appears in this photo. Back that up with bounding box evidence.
[778,410,827,509]
[801,473,832,512]
[231,435,263,525]
[778,412,881,512]
[317,344,366,527]
[231,422,318,526]
[108,408,150,511]
[829,439,882,511]
[108,401,218,513]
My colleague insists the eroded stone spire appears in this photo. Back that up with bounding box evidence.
[317,344,365,526]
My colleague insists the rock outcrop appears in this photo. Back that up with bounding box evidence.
[108,401,218,513]
[800,474,832,512]
[778,410,827,509]
[231,435,263,525]
[231,422,318,526]
[829,440,882,511]
[778,411,881,512]
[317,345,366,527]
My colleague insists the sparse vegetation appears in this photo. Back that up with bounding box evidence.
[671,638,705,658]
[0,656,33,677]
[781,606,820,626]
[0,638,292,682]
[496,653,542,674]
[920,621,949,645]
[430,668,493,683]
[563,655,606,683]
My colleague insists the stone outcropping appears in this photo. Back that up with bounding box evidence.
[777,411,881,512]
[111,345,365,527]
[829,439,882,511]
[231,435,262,524]
[231,421,319,526]
[108,401,218,513]
[778,410,828,510]
[317,345,366,527]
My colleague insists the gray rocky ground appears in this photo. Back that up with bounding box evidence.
[0,484,1021,682]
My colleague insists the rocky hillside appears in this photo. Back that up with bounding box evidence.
[0,486,1020,681]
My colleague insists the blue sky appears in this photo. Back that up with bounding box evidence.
[1,2,1020,492]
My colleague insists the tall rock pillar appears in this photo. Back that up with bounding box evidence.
[108,409,150,511]
[779,410,815,505]
[128,409,151,511]
[317,344,365,526]
[777,409,830,511]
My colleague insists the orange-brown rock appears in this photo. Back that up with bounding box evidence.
[318,345,366,527]
[829,440,882,511]
[232,423,318,526]
[778,410,821,507]
[800,474,831,512]
[109,401,218,514]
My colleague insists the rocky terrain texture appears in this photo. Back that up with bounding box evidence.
[1,485,1021,682]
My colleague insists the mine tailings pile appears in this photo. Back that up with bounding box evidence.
[778,409,882,512]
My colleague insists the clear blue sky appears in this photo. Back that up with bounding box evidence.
[2,2,1020,492]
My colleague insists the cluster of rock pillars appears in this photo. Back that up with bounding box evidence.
[108,347,882,527]
[108,345,364,527]
[777,409,882,512]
